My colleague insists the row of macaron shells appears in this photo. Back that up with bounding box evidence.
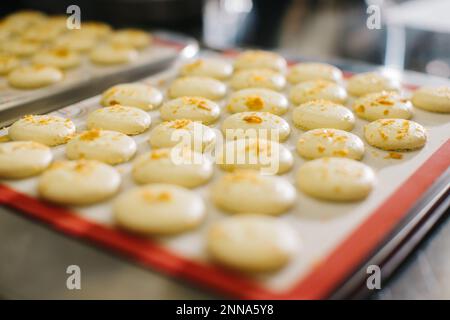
[1,50,449,272]
[0,10,152,89]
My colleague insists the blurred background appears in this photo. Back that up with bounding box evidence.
[1,0,449,77]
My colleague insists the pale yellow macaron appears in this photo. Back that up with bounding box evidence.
[53,32,97,52]
[230,68,286,91]
[211,170,296,215]
[160,96,221,124]
[8,114,75,146]
[347,72,400,97]
[78,21,112,38]
[226,88,289,115]
[0,53,20,75]
[90,44,138,65]
[168,76,227,100]
[2,38,41,57]
[287,62,342,84]
[149,119,216,151]
[132,148,213,188]
[289,80,347,105]
[296,157,375,201]
[412,86,450,113]
[221,111,291,142]
[114,184,205,235]
[32,48,81,69]
[66,129,137,165]
[292,99,355,131]
[353,91,413,121]
[233,50,287,73]
[207,214,298,272]
[87,105,151,135]
[364,119,427,151]
[101,83,163,110]
[43,15,68,32]
[296,128,365,160]
[0,141,53,179]
[21,21,64,42]
[109,28,151,49]
[0,24,12,42]
[38,160,121,205]
[180,58,233,80]
[8,65,63,89]
[2,10,46,34]
[216,138,293,174]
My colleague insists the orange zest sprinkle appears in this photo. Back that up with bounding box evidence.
[79,129,101,141]
[384,152,403,159]
[245,95,265,110]
[141,190,172,202]
[150,149,170,159]
[243,115,263,124]
[169,119,192,129]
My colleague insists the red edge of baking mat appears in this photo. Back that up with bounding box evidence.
[152,36,188,51]
[1,139,449,300]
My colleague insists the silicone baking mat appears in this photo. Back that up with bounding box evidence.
[0,52,449,299]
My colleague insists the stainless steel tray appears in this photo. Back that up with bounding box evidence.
[0,31,198,127]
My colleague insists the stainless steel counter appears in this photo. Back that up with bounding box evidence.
[0,205,449,299]
[0,206,212,299]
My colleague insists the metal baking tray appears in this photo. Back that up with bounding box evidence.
[0,31,198,127]
[0,50,449,299]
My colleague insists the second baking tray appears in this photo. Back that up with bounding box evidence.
[0,31,198,127]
